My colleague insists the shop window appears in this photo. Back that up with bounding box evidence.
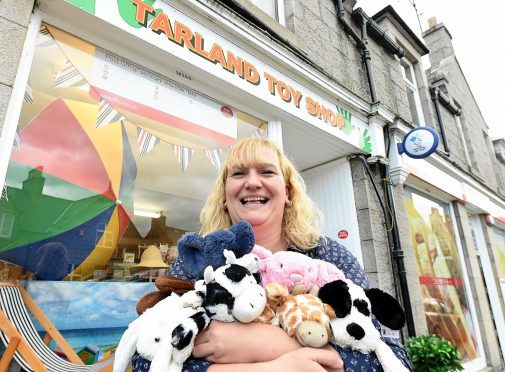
[0,23,267,284]
[401,58,425,126]
[404,188,482,364]
[0,211,15,239]
[491,229,505,296]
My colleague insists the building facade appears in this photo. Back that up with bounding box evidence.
[0,0,504,370]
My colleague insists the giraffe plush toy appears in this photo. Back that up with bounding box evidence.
[256,282,336,348]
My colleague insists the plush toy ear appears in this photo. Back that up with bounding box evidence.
[178,232,207,278]
[252,244,272,260]
[318,280,352,318]
[229,220,255,257]
[223,249,237,264]
[203,266,215,284]
[113,317,141,372]
[203,229,235,269]
[365,288,406,330]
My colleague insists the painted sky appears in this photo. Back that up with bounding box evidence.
[26,281,155,330]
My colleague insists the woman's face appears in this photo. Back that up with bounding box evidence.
[224,147,290,229]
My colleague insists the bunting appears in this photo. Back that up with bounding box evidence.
[37,25,55,47]
[137,128,160,157]
[1,185,7,201]
[97,98,125,128]
[173,145,194,172]
[205,148,223,172]
[250,128,263,138]
[54,60,87,88]
[24,83,33,103]
[12,128,20,151]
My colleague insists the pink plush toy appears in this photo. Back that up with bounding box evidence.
[252,245,346,295]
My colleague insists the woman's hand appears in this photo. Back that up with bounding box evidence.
[193,320,301,363]
[268,347,344,372]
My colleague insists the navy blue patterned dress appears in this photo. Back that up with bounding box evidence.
[132,237,412,371]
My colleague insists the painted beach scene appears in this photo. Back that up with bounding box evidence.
[24,281,156,359]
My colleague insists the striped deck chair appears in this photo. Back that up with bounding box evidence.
[0,281,113,372]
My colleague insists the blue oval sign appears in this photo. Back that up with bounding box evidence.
[397,127,439,159]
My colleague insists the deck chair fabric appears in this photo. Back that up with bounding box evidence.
[0,283,113,372]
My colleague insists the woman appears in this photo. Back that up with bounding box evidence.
[133,137,411,371]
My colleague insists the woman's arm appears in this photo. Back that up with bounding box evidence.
[192,321,302,363]
[206,347,344,372]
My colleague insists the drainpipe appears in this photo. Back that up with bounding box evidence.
[334,0,377,103]
[381,129,416,337]
[355,153,416,338]
[431,87,451,154]
[359,13,378,103]
[334,1,414,336]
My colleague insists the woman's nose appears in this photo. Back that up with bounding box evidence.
[245,171,262,188]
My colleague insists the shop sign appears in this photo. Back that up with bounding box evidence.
[397,127,439,159]
[63,0,372,153]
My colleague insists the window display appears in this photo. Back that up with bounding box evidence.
[404,189,480,363]
[0,23,266,283]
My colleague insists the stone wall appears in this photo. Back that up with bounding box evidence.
[0,0,34,133]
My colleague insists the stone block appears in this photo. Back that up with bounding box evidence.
[0,18,27,86]
[0,0,34,26]
[0,84,13,131]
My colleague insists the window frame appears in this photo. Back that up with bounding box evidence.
[249,0,286,26]
[400,58,425,126]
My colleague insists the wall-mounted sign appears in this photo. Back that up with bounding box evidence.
[397,127,439,159]
[337,230,348,239]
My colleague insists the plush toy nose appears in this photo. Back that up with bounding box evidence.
[346,322,365,340]
[295,320,328,348]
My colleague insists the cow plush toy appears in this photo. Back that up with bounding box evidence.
[170,249,266,364]
[318,279,409,372]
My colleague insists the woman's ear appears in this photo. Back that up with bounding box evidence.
[285,184,291,204]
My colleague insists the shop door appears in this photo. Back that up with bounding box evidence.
[470,216,505,358]
[302,158,362,266]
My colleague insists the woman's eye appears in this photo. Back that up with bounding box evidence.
[261,169,275,175]
[231,171,245,177]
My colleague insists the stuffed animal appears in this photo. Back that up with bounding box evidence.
[178,220,255,278]
[135,221,256,315]
[256,282,336,348]
[113,293,209,372]
[170,250,266,362]
[252,245,346,294]
[318,279,408,372]
[136,275,194,315]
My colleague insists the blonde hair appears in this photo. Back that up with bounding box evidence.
[200,137,321,250]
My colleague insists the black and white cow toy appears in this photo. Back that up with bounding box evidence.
[318,279,409,372]
[170,250,266,367]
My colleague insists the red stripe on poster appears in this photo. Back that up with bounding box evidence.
[419,276,464,286]
[93,87,235,145]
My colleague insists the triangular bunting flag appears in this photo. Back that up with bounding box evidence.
[173,145,194,172]
[205,149,223,172]
[250,128,263,138]
[54,60,87,88]
[37,25,55,47]
[137,128,160,157]
[24,83,33,103]
[97,98,125,128]
[1,185,7,201]
[13,128,20,151]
